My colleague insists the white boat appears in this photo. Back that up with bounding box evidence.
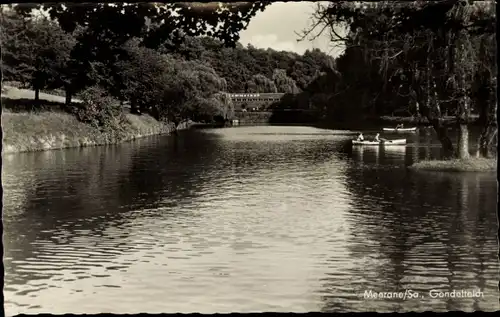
[352,139,407,146]
[382,127,417,132]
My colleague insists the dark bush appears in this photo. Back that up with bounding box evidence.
[70,86,127,135]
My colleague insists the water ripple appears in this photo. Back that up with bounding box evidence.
[3,126,498,314]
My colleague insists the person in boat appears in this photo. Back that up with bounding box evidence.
[357,133,364,141]
[374,133,388,143]
[374,133,388,142]
[395,123,404,130]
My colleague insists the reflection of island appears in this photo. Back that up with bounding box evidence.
[318,159,498,312]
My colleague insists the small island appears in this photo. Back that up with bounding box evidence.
[409,157,497,172]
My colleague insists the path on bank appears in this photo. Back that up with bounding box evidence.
[2,86,83,104]
[1,86,135,112]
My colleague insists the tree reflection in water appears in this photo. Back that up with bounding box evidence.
[3,131,222,288]
[319,149,498,312]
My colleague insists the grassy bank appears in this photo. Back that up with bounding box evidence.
[2,109,191,154]
[409,157,497,172]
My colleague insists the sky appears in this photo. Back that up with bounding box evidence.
[238,1,346,57]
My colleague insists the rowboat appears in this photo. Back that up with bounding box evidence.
[352,139,407,146]
[382,127,417,132]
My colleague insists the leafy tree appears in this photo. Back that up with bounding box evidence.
[33,18,77,105]
[272,69,300,93]
[1,6,35,89]
[246,74,278,93]
[117,38,229,125]
[165,60,228,124]
[1,8,78,105]
[118,40,177,116]
[287,49,336,91]
[191,92,235,123]
[176,59,227,97]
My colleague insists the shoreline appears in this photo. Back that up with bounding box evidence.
[1,109,194,154]
[408,157,497,172]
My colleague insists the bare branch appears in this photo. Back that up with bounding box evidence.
[295,5,329,42]
[328,25,348,42]
[296,2,348,43]
[373,50,404,60]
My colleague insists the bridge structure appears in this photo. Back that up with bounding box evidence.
[224,92,285,111]
[219,92,321,125]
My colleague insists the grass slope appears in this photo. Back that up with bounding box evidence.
[2,109,177,153]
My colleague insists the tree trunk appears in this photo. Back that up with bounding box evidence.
[477,99,497,158]
[455,65,471,159]
[419,93,455,158]
[478,126,497,158]
[457,123,470,159]
[139,102,150,114]
[455,93,471,159]
[130,101,140,115]
[476,83,497,157]
[65,89,72,106]
[171,118,180,136]
[426,116,455,158]
[30,86,40,112]
[477,97,489,126]
[419,74,455,159]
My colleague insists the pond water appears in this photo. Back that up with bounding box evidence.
[2,125,498,314]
